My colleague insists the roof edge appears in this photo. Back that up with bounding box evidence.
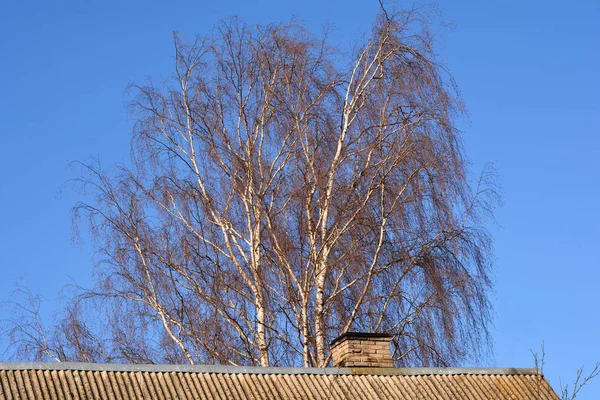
[0,363,541,376]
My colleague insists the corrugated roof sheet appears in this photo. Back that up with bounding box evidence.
[0,363,559,399]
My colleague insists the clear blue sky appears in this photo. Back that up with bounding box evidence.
[1,0,598,397]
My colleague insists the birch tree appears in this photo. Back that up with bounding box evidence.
[6,6,499,368]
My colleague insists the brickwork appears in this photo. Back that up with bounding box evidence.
[330,333,394,368]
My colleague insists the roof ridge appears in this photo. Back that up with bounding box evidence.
[0,363,541,376]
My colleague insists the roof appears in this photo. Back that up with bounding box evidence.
[0,362,559,399]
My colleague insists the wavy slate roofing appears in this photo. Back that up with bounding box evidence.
[0,363,559,400]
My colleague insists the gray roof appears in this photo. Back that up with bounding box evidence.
[0,362,559,399]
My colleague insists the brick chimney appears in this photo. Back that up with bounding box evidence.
[330,332,394,368]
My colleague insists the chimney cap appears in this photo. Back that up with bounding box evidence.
[330,331,393,346]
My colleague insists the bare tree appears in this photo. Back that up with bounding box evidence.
[532,344,600,400]
[561,365,600,400]
[5,5,499,368]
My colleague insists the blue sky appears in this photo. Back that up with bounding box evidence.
[1,0,598,397]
